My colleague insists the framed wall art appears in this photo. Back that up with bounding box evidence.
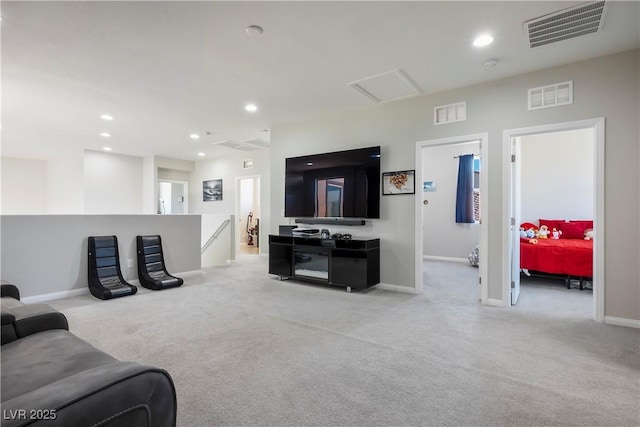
[382,170,415,195]
[203,179,223,201]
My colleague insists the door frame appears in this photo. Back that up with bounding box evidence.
[502,118,605,321]
[235,175,261,255]
[415,133,489,301]
[156,179,189,214]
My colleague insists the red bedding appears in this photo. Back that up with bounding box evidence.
[520,238,593,277]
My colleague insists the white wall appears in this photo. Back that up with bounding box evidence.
[83,150,143,214]
[158,167,190,182]
[142,156,157,214]
[422,142,480,259]
[521,129,594,223]
[191,149,270,253]
[271,49,639,321]
[1,214,201,298]
[46,149,84,213]
[1,157,47,214]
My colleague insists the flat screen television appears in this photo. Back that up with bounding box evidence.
[285,146,381,219]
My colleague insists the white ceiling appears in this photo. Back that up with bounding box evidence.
[2,1,639,160]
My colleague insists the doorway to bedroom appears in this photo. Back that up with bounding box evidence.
[415,133,488,304]
[504,118,604,322]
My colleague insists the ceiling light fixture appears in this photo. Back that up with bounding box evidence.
[100,114,113,121]
[103,146,112,151]
[246,25,263,35]
[245,104,258,112]
[473,34,494,47]
[197,152,205,157]
[100,132,111,138]
[190,133,200,139]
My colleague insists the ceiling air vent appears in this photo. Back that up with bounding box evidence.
[211,139,267,151]
[434,102,466,125]
[211,140,246,150]
[524,1,608,48]
[528,81,573,110]
[242,139,270,149]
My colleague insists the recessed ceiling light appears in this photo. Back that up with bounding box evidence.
[473,34,493,47]
[245,104,258,112]
[190,133,200,139]
[100,114,113,121]
[246,25,263,35]
[197,152,205,157]
[103,146,112,151]
[100,132,111,138]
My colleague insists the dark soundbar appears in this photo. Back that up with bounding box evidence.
[295,218,366,226]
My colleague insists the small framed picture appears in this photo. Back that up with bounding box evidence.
[203,179,223,201]
[423,181,437,192]
[382,170,415,195]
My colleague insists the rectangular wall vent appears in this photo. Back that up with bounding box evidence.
[242,159,253,169]
[528,81,573,110]
[434,101,466,125]
[524,1,608,48]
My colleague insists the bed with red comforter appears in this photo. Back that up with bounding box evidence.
[520,238,593,278]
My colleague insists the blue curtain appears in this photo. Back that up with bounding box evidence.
[456,154,474,223]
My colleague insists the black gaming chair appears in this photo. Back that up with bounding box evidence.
[87,236,137,300]
[136,235,184,290]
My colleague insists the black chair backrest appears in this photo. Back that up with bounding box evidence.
[88,236,123,281]
[138,235,165,273]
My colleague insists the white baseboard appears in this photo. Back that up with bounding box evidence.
[482,298,504,307]
[375,283,419,294]
[423,255,468,264]
[604,316,640,329]
[22,288,89,304]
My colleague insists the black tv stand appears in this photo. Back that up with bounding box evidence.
[268,235,380,292]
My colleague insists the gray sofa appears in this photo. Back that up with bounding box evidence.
[1,285,177,427]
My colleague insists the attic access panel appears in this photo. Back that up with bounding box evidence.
[350,69,422,103]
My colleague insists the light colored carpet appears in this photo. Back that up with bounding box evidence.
[49,257,639,427]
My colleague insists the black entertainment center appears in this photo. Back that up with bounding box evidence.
[274,145,381,291]
[268,235,380,292]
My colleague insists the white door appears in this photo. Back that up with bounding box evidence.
[510,137,522,305]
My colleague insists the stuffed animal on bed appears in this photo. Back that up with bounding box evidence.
[525,228,536,238]
[551,228,562,239]
[538,225,550,239]
[584,228,594,240]
[520,227,527,238]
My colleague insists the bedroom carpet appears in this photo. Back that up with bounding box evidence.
[49,256,639,427]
